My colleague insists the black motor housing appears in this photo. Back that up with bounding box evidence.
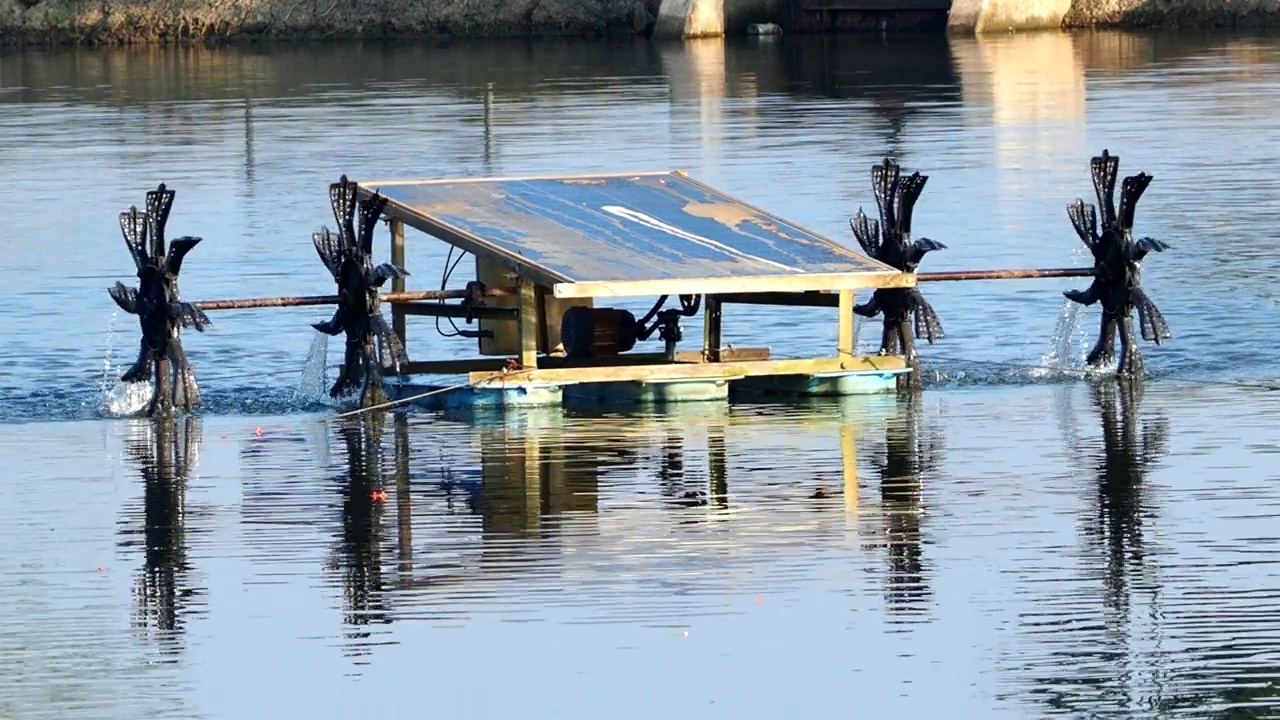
[560,307,640,359]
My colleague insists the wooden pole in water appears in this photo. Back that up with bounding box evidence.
[191,287,518,312]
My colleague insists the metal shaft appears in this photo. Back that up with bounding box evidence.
[916,267,1094,282]
[190,269,1095,312]
[192,287,517,312]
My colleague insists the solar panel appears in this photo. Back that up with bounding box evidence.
[362,171,910,298]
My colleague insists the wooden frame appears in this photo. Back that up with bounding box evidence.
[390,218,406,348]
[838,290,856,359]
[516,277,539,369]
[353,174,912,391]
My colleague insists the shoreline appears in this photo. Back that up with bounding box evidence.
[2,0,1280,47]
[0,0,659,47]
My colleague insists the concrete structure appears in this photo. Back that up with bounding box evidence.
[654,0,795,38]
[948,0,1072,32]
[654,0,726,37]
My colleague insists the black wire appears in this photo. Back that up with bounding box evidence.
[433,246,470,339]
[638,295,668,328]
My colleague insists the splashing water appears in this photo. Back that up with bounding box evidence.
[1036,299,1083,377]
[99,310,120,396]
[1032,239,1102,379]
[854,313,869,355]
[95,310,153,417]
[296,331,331,401]
[97,380,156,417]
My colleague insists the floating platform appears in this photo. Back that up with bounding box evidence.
[358,170,916,410]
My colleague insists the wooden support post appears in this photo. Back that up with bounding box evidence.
[837,289,856,359]
[517,277,539,369]
[390,219,406,351]
[703,295,722,362]
[535,285,551,354]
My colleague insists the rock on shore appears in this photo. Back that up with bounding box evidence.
[1064,0,1280,27]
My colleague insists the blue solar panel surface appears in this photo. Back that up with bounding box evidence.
[371,172,896,286]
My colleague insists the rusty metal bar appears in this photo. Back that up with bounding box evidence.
[192,287,518,312]
[916,267,1094,282]
[189,268,1093,313]
[719,267,1097,308]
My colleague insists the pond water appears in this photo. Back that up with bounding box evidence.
[1,29,1279,719]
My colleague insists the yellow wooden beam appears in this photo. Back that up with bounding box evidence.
[551,271,914,300]
[469,355,906,385]
[356,170,674,188]
[838,289,856,359]
[517,277,540,369]
[390,218,407,349]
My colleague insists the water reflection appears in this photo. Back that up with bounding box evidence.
[864,396,944,619]
[651,416,729,510]
[320,404,900,634]
[1020,380,1174,715]
[1086,380,1169,614]
[779,34,962,157]
[3,32,1274,108]
[116,416,204,657]
[327,412,392,659]
[456,411,606,538]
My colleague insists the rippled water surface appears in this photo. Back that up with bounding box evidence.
[2,29,1280,719]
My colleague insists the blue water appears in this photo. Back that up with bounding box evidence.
[1,30,1280,720]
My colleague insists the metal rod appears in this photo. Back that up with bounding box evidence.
[192,287,517,312]
[916,268,1094,282]
[190,268,1092,313]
